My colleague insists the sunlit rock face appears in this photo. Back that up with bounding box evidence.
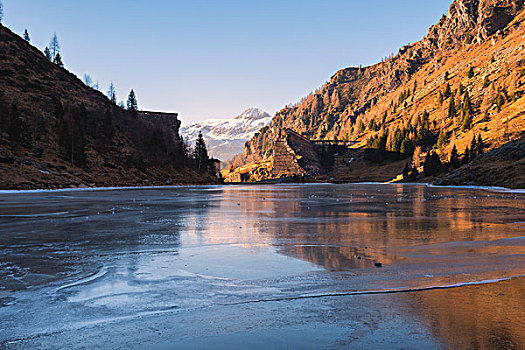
[271,129,322,177]
[237,0,525,179]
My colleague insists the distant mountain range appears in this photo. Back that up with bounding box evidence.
[180,108,272,162]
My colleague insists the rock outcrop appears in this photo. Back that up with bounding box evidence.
[272,129,322,177]
[237,0,525,179]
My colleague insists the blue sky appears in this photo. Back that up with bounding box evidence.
[2,0,452,123]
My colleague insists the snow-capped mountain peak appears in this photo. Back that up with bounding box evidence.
[180,108,273,162]
[233,108,269,121]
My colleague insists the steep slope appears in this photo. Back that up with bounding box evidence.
[0,25,214,189]
[180,108,271,162]
[239,0,525,177]
[435,136,525,188]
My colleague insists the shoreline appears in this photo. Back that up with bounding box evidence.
[1,181,523,194]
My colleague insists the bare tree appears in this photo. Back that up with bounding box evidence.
[107,82,117,104]
[50,33,60,59]
[83,74,93,87]
[412,146,423,169]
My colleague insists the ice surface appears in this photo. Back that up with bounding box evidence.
[0,184,524,349]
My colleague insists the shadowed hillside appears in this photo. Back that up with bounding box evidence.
[0,25,216,189]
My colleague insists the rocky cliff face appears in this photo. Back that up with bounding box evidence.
[427,0,523,46]
[271,130,322,178]
[239,0,525,167]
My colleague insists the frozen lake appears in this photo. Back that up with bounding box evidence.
[0,184,524,349]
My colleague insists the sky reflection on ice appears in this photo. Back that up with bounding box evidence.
[0,184,524,349]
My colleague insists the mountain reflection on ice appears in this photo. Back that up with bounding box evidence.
[0,184,524,349]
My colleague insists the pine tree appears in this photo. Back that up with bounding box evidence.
[450,145,459,168]
[409,166,419,181]
[476,135,484,155]
[107,82,117,104]
[400,137,414,155]
[458,83,464,95]
[482,110,491,122]
[366,135,376,148]
[461,113,473,131]
[461,92,473,131]
[448,98,457,119]
[414,111,433,148]
[468,67,475,78]
[126,90,138,111]
[461,92,472,115]
[368,118,378,132]
[424,152,443,176]
[374,129,389,150]
[483,76,491,88]
[436,129,448,149]
[443,83,451,99]
[402,162,411,179]
[54,53,64,67]
[0,1,3,23]
[23,29,30,42]
[50,33,60,59]
[357,119,366,133]
[381,111,387,125]
[193,133,209,172]
[470,135,477,159]
[494,92,505,112]
[44,47,52,61]
[463,146,471,164]
[391,127,403,152]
